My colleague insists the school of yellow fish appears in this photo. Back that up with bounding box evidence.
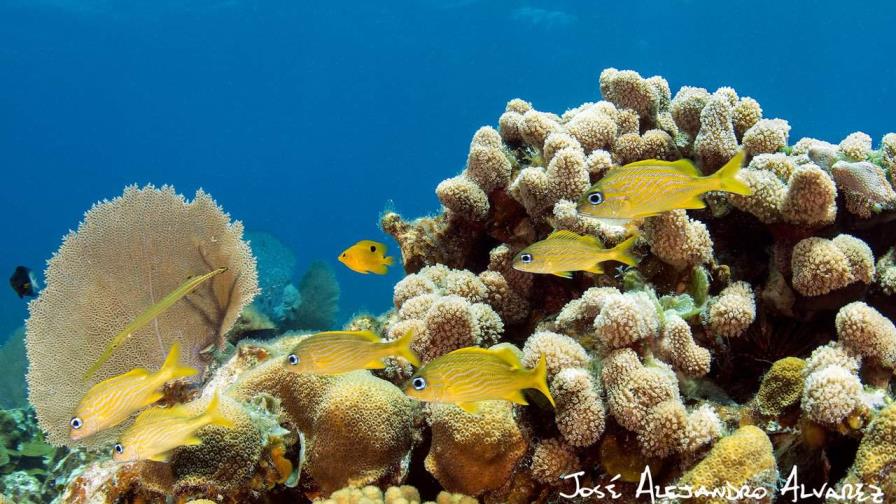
[74,151,750,464]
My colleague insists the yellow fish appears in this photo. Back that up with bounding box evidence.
[338,240,394,275]
[576,151,752,226]
[403,346,554,413]
[84,266,228,380]
[113,392,233,463]
[512,230,640,278]
[70,343,197,441]
[285,328,420,375]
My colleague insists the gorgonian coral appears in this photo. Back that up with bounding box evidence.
[26,185,258,448]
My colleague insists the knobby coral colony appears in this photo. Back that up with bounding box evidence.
[8,69,896,503]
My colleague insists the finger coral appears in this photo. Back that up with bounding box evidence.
[835,302,896,368]
[839,131,873,161]
[391,265,504,362]
[741,118,790,155]
[659,312,711,377]
[642,209,713,269]
[701,281,755,338]
[790,235,874,296]
[831,160,896,217]
[550,367,605,447]
[26,185,259,448]
[529,437,580,485]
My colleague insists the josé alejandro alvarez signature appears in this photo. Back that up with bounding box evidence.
[559,466,886,503]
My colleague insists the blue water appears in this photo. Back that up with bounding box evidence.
[1,0,894,340]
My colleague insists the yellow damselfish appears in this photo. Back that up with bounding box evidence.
[577,151,752,226]
[113,392,233,463]
[338,240,394,275]
[84,266,228,381]
[404,346,555,413]
[70,343,196,441]
[285,328,420,375]
[512,230,640,278]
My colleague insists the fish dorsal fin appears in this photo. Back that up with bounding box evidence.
[121,367,152,379]
[623,158,700,176]
[136,404,191,422]
[546,229,582,241]
[315,330,381,342]
[547,229,603,248]
[490,347,523,369]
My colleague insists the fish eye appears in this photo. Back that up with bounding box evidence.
[519,253,533,264]
[114,443,124,455]
[412,376,426,391]
[341,253,347,258]
[70,417,83,430]
[370,245,376,252]
[588,191,604,205]
[287,354,299,366]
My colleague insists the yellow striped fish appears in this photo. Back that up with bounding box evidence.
[70,343,197,441]
[576,151,752,226]
[512,230,640,278]
[403,346,554,413]
[285,328,420,375]
[113,392,233,463]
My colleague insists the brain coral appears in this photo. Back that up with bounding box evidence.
[755,357,805,416]
[305,371,416,494]
[26,185,259,447]
[676,426,777,504]
[425,401,526,496]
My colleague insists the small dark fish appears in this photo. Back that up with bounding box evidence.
[9,266,38,298]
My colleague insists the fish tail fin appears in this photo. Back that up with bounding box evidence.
[160,342,198,381]
[530,354,555,408]
[714,150,752,196]
[201,393,235,429]
[383,255,395,266]
[390,327,421,367]
[610,234,640,267]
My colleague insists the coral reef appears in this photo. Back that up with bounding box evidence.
[19,68,896,503]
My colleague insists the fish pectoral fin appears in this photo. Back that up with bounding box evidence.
[457,402,481,414]
[143,391,165,406]
[505,390,530,406]
[490,347,523,369]
[364,359,387,370]
[683,196,707,209]
[584,264,605,274]
[551,271,573,279]
[369,264,389,275]
[148,452,173,463]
